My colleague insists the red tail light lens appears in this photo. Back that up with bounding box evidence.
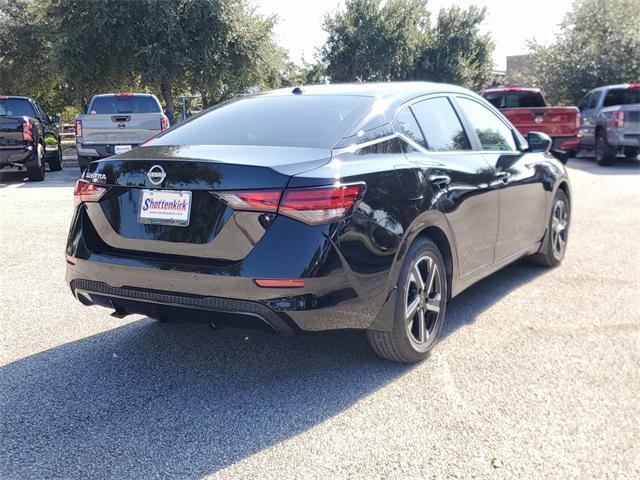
[279,184,365,225]
[22,119,33,141]
[613,110,624,128]
[74,179,108,205]
[255,279,305,288]
[215,190,281,213]
[75,119,83,138]
[215,183,365,225]
[575,112,580,130]
[160,117,170,131]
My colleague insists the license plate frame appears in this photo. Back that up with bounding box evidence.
[114,145,132,154]
[138,189,192,227]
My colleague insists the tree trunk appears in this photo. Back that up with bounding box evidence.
[160,77,175,121]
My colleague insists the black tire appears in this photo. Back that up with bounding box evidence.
[595,130,615,166]
[78,156,91,174]
[529,189,570,268]
[27,143,45,182]
[366,238,448,363]
[48,145,63,171]
[625,148,639,160]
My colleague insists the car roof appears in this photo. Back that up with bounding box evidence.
[0,95,32,100]
[482,87,541,94]
[92,93,157,97]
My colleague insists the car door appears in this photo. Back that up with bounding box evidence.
[454,95,547,261]
[578,91,600,147]
[398,96,499,277]
[35,102,60,155]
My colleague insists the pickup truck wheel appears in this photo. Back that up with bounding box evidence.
[366,238,447,363]
[27,144,45,182]
[48,145,63,171]
[595,130,615,166]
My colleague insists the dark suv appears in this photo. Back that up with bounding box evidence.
[66,83,570,363]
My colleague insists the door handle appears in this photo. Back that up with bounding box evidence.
[495,171,509,183]
[429,174,451,188]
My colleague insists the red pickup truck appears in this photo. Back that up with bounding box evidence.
[481,87,580,162]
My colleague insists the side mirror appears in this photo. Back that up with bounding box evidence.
[526,131,552,153]
[50,115,60,124]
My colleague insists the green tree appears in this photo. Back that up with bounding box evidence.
[415,5,494,91]
[321,0,430,82]
[524,0,640,104]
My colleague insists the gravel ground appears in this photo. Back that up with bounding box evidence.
[1,157,639,479]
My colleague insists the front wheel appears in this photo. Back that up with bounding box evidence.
[529,190,570,267]
[366,238,447,363]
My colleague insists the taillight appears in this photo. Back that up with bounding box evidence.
[575,112,580,130]
[279,184,365,225]
[22,119,33,141]
[215,183,366,225]
[75,119,83,138]
[629,83,640,89]
[160,117,170,131]
[613,110,624,128]
[74,179,108,205]
[215,190,281,213]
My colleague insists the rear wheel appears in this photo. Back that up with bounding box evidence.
[27,143,45,182]
[595,130,615,166]
[529,190,570,267]
[48,145,63,171]
[366,238,447,363]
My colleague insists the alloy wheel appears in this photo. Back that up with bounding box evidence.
[551,199,569,260]
[405,255,442,346]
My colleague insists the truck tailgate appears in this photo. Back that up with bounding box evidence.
[501,107,579,137]
[80,113,163,144]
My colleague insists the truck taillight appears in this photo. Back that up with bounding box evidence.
[161,117,169,131]
[22,119,33,141]
[74,179,108,205]
[575,112,580,130]
[75,119,83,138]
[215,183,366,225]
[613,111,624,128]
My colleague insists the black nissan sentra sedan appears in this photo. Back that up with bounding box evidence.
[66,82,571,363]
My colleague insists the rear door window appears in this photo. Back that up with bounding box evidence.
[578,93,592,111]
[484,91,546,108]
[410,97,471,151]
[89,95,162,114]
[456,97,517,152]
[0,98,37,117]
[589,91,602,109]
[603,88,640,107]
[394,108,426,147]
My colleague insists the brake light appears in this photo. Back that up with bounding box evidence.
[215,183,366,225]
[160,117,170,131]
[628,83,640,89]
[115,92,134,96]
[75,119,82,138]
[575,112,581,130]
[255,279,305,288]
[613,110,624,128]
[216,190,281,213]
[22,119,33,141]
[74,179,108,205]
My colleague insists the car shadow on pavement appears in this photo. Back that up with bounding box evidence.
[1,261,546,479]
[567,155,640,175]
[0,168,79,188]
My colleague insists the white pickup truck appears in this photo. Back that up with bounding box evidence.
[75,93,169,172]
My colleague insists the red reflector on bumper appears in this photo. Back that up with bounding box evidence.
[255,279,305,288]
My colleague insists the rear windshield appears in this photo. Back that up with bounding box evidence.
[0,98,36,117]
[483,91,546,108]
[603,88,640,107]
[89,95,161,114]
[152,95,373,148]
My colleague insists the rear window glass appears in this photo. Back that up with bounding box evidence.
[0,98,36,117]
[484,91,546,108]
[603,88,640,107]
[152,95,373,148]
[89,95,161,114]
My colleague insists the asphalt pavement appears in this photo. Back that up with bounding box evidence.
[1,157,639,479]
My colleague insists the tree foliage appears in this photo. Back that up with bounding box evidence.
[523,0,640,104]
[320,0,494,90]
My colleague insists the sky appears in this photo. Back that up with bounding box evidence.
[256,0,574,70]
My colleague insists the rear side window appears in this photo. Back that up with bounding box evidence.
[484,91,546,108]
[153,95,373,148]
[410,97,471,151]
[578,93,592,111]
[394,108,426,147]
[0,98,36,117]
[456,97,517,151]
[603,88,640,107]
[588,91,602,109]
[89,95,161,114]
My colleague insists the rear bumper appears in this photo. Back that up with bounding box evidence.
[0,146,33,166]
[77,143,140,159]
[551,136,579,152]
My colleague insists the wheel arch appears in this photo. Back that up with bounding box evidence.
[415,226,454,302]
